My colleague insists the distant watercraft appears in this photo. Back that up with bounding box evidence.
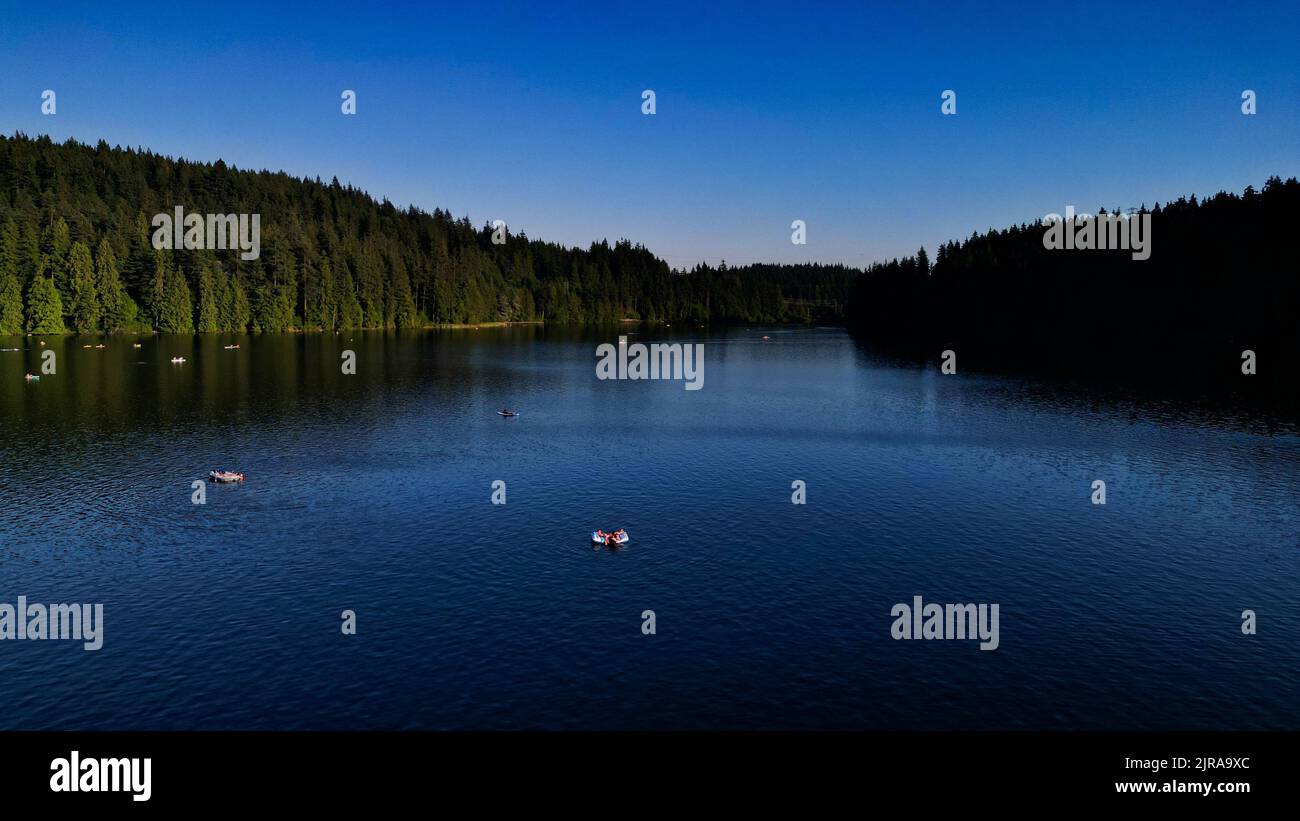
[498,409,519,417]
[95,344,107,349]
[132,343,142,348]
[209,470,245,483]
[592,529,629,546]
[170,357,186,363]
[24,373,39,381]
[223,344,240,350]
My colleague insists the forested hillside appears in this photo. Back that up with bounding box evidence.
[0,133,855,334]
[846,178,1299,387]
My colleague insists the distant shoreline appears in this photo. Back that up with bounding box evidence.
[0,318,811,337]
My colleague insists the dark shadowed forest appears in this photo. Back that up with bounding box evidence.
[845,177,1299,392]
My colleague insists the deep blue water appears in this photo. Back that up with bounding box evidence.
[0,326,1296,729]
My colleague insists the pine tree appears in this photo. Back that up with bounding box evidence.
[159,263,194,333]
[356,244,384,327]
[41,215,71,292]
[67,241,101,333]
[145,251,169,329]
[0,218,24,334]
[389,259,418,328]
[258,240,298,331]
[317,258,336,330]
[196,261,219,332]
[0,273,21,335]
[26,274,66,334]
[229,274,251,331]
[218,267,235,330]
[96,238,138,333]
[339,271,363,329]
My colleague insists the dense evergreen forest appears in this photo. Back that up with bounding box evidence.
[0,133,856,335]
[846,177,1299,388]
[3,130,1294,395]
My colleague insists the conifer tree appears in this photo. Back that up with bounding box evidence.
[0,218,24,334]
[41,215,71,294]
[25,274,66,334]
[338,271,363,330]
[96,238,138,333]
[317,258,336,330]
[67,241,101,333]
[196,261,219,332]
[145,251,169,330]
[229,274,251,331]
[159,262,194,333]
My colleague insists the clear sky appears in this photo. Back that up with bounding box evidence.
[1,1,1297,268]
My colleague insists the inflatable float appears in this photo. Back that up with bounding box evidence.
[592,529,629,546]
[209,470,245,483]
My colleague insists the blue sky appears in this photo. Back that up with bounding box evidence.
[1,1,1297,267]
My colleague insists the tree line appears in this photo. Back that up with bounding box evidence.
[0,133,855,335]
[845,177,1299,390]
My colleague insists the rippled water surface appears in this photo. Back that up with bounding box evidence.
[0,327,1296,729]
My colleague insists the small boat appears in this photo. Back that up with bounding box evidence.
[24,373,39,381]
[223,344,240,350]
[82,344,92,349]
[95,344,107,349]
[592,529,629,546]
[209,470,245,483]
[170,357,186,363]
[498,410,519,417]
[132,343,142,348]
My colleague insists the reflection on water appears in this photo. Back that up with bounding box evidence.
[0,327,1296,729]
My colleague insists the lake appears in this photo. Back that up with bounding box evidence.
[0,326,1296,729]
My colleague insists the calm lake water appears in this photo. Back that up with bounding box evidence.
[0,326,1296,730]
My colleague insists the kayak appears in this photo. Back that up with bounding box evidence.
[209,470,245,483]
[498,410,519,417]
[591,530,629,545]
